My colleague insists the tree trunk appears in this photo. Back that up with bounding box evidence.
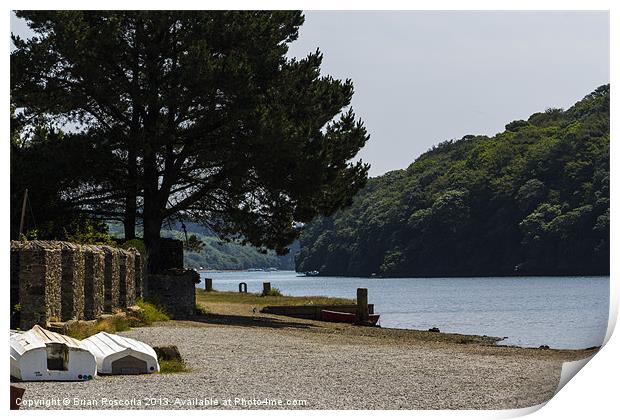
[142,140,162,274]
[123,146,138,240]
[143,215,163,274]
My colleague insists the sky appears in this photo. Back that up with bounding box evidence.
[287,11,609,176]
[11,11,610,177]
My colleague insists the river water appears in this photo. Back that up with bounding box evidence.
[198,271,609,349]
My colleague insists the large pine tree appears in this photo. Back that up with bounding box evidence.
[11,11,370,272]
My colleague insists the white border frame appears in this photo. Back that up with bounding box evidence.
[3,2,616,419]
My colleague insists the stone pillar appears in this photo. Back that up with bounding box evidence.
[83,245,105,320]
[59,242,85,321]
[133,250,144,300]
[262,282,271,295]
[101,246,120,313]
[146,269,200,319]
[119,249,136,307]
[18,241,62,329]
[356,288,369,324]
[204,278,213,292]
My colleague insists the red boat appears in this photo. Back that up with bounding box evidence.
[320,310,380,325]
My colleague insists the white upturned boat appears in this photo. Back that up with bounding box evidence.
[82,332,159,375]
[10,325,97,381]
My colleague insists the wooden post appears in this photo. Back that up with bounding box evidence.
[204,278,213,292]
[263,282,271,295]
[356,288,369,323]
[19,188,28,239]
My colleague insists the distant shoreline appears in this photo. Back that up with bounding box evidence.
[196,269,609,279]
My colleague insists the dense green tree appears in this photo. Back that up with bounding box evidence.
[10,109,115,242]
[296,85,610,277]
[11,11,369,272]
[184,234,205,253]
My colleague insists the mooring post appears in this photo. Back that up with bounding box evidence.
[263,282,271,295]
[204,278,213,292]
[357,288,369,323]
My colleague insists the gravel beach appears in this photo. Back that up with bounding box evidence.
[12,319,596,410]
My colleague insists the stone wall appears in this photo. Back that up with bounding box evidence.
[101,246,121,313]
[59,242,85,321]
[10,241,144,329]
[82,245,105,320]
[15,241,62,330]
[119,249,136,307]
[133,250,145,300]
[146,269,199,319]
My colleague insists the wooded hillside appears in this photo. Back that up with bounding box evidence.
[296,85,610,277]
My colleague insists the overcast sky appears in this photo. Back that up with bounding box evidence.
[11,11,609,177]
[288,11,609,176]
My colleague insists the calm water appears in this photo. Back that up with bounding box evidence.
[198,271,609,350]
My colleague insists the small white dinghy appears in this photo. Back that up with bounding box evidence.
[10,325,96,381]
[82,332,159,375]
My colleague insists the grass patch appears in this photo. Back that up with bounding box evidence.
[196,289,355,307]
[108,316,130,332]
[158,359,188,373]
[195,303,209,316]
[261,287,283,297]
[65,323,99,340]
[195,289,356,320]
[195,289,355,318]
[65,300,169,340]
[135,299,170,325]
[65,315,130,340]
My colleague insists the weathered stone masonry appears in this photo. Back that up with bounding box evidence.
[10,240,144,330]
[146,268,199,319]
[14,241,62,330]
[119,248,136,308]
[10,238,199,328]
[145,238,199,320]
[59,242,85,322]
[82,245,105,320]
[101,245,121,313]
[133,250,144,300]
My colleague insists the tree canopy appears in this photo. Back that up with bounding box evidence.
[11,11,369,272]
[296,85,610,277]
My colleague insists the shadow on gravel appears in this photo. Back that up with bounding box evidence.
[191,314,314,330]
